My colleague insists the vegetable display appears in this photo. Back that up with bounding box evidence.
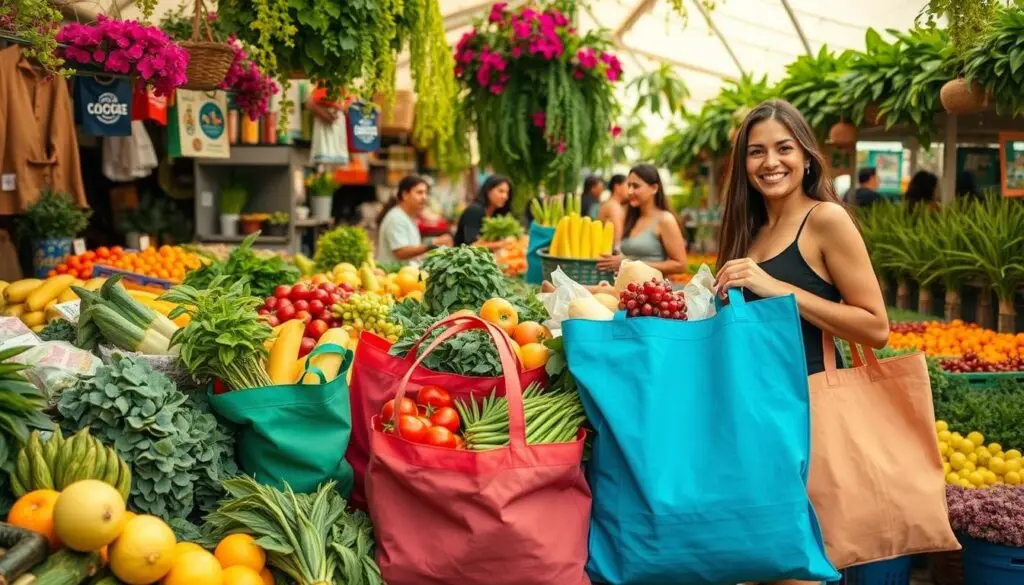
[421,246,508,315]
[181,233,300,299]
[0,522,49,583]
[73,277,179,355]
[9,428,131,501]
[457,384,585,450]
[478,216,525,242]
[529,193,579,227]
[548,215,614,259]
[313,227,372,273]
[0,346,53,510]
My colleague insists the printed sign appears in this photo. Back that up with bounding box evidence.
[75,77,132,137]
[347,102,381,153]
[168,90,230,159]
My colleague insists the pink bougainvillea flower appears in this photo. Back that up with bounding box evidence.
[577,48,598,69]
[456,29,476,52]
[531,112,546,128]
[490,83,505,95]
[600,52,623,82]
[511,46,523,58]
[551,10,570,26]
[556,140,567,154]
[611,125,622,137]
[489,2,508,23]
[513,19,532,40]
[573,69,584,80]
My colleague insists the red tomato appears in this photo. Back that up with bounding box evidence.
[277,304,296,321]
[422,426,457,449]
[111,246,124,255]
[397,415,429,443]
[293,299,309,312]
[264,296,279,310]
[274,285,292,299]
[67,256,81,269]
[308,299,324,314]
[55,264,68,274]
[290,284,311,301]
[83,251,96,261]
[258,308,270,316]
[277,297,293,308]
[417,416,433,428]
[312,288,330,304]
[267,315,280,327]
[95,246,110,259]
[305,319,329,339]
[319,283,336,294]
[429,407,461,433]
[381,397,418,423]
[295,310,312,324]
[417,386,452,409]
[453,435,466,450]
[298,337,317,357]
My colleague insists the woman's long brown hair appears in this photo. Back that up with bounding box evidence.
[716,99,844,271]
[623,163,669,238]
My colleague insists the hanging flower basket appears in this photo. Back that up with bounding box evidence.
[940,78,989,115]
[828,121,858,146]
[179,0,234,91]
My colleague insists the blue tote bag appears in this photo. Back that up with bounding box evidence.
[563,289,839,585]
[526,222,555,284]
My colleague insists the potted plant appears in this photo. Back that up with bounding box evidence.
[265,211,290,236]
[305,171,337,220]
[777,45,853,139]
[18,190,92,277]
[919,1,999,116]
[239,213,270,235]
[963,5,1024,118]
[219,184,248,236]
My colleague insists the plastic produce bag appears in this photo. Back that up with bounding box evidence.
[310,115,350,165]
[682,264,718,321]
[14,342,101,403]
[537,268,595,333]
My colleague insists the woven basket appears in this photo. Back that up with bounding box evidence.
[928,550,964,585]
[375,90,416,134]
[180,0,234,91]
[538,248,615,286]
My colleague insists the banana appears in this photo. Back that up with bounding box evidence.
[42,432,60,473]
[70,428,89,463]
[13,449,31,496]
[75,442,97,485]
[115,458,132,501]
[102,447,121,486]
[30,447,54,490]
[54,437,73,482]
[92,440,108,479]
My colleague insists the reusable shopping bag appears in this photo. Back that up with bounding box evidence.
[366,315,591,585]
[807,335,960,568]
[131,82,168,125]
[563,289,840,585]
[346,325,548,509]
[526,222,555,284]
[210,344,354,495]
[168,89,230,158]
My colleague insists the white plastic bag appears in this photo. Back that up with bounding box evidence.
[682,264,718,321]
[537,268,598,333]
[15,342,102,400]
[310,114,350,165]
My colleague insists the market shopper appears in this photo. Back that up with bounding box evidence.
[597,174,628,246]
[454,174,513,249]
[714,99,889,384]
[376,175,453,264]
[581,175,605,219]
[905,170,940,211]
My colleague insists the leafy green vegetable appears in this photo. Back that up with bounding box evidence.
[390,307,503,377]
[0,346,53,513]
[200,476,382,585]
[479,216,524,242]
[182,232,299,298]
[57,355,238,521]
[935,381,1024,449]
[37,319,77,344]
[162,277,273,390]
[313,226,373,272]
[18,189,91,240]
[421,246,508,315]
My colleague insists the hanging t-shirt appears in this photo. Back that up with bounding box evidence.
[75,76,132,137]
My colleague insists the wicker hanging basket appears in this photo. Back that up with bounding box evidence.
[828,121,858,147]
[940,78,989,115]
[180,0,234,91]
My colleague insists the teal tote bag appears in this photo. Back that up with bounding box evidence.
[526,222,555,284]
[562,289,839,585]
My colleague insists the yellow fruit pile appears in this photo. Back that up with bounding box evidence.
[936,420,1023,489]
[549,215,614,259]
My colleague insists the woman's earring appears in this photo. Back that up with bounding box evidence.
[805,165,811,175]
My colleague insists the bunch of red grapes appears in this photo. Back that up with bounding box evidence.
[618,278,688,320]
[939,352,1024,373]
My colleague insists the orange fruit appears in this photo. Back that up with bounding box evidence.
[512,321,551,346]
[259,568,274,585]
[519,342,551,370]
[162,549,223,585]
[479,298,519,335]
[222,566,264,585]
[8,489,61,549]
[174,541,206,559]
[394,270,421,295]
[214,534,266,573]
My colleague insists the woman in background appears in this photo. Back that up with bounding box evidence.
[454,175,513,249]
[376,175,452,264]
[581,175,605,219]
[904,170,939,211]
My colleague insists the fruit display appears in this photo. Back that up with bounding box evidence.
[98,245,204,283]
[332,291,402,341]
[548,214,614,259]
[74,277,179,354]
[618,278,688,320]
[939,353,1024,373]
[889,320,1024,364]
[260,282,349,330]
[321,261,425,300]
[9,428,131,501]
[494,236,528,277]
[1,276,106,332]
[937,421,1023,488]
[48,247,126,280]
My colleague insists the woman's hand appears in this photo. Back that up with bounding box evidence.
[597,254,624,272]
[713,258,789,299]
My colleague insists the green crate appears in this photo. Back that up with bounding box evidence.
[947,371,1024,389]
[538,248,615,286]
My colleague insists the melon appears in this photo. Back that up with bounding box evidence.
[593,293,620,313]
[52,480,127,552]
[109,515,177,585]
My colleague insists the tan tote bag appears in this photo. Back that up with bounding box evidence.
[807,334,960,569]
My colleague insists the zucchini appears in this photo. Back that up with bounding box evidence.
[16,549,102,585]
[0,522,50,585]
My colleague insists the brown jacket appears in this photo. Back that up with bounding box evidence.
[0,46,87,215]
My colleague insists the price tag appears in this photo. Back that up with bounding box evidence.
[138,235,151,250]
[53,300,81,323]
[72,238,87,255]
[1,174,14,191]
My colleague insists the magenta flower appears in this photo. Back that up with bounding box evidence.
[489,2,508,23]
[611,125,622,138]
[511,46,522,57]
[577,48,598,69]
[513,20,532,40]
[947,485,1024,548]
[531,112,546,128]
[555,140,567,154]
[573,69,584,80]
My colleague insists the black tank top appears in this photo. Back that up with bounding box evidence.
[744,204,842,375]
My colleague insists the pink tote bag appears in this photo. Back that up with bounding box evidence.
[807,334,960,569]
[366,315,591,585]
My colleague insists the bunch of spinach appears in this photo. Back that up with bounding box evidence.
[182,232,299,298]
[421,246,508,314]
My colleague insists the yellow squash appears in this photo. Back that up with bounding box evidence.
[591,220,605,258]
[568,216,581,258]
[579,217,592,259]
[26,274,75,311]
[4,279,42,305]
[301,328,351,384]
[602,221,615,255]
[268,320,304,384]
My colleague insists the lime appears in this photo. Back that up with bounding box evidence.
[936,420,949,433]
[967,431,985,447]
[1006,471,1022,486]
[950,452,967,470]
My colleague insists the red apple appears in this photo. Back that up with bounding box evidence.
[305,319,329,339]
[295,310,312,323]
[274,285,292,299]
[308,299,325,314]
[290,284,311,301]
[277,304,296,321]
[293,299,309,312]
[319,283,336,294]
[318,309,334,323]
[299,337,317,357]
[276,297,292,308]
[312,289,330,304]
[340,283,355,293]
[264,296,279,310]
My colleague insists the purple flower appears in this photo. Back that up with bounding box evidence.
[947,485,1024,548]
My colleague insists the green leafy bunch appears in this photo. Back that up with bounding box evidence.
[421,246,508,314]
[313,226,372,272]
[627,63,690,118]
[182,232,299,298]
[0,347,52,481]
[777,45,854,135]
[162,276,274,390]
[917,0,1001,59]
[0,0,67,75]
[454,2,622,207]
[402,0,459,168]
[57,355,237,521]
[936,380,1024,450]
[479,215,525,241]
[18,189,91,240]
[964,4,1024,117]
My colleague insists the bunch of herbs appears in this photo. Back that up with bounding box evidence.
[17,189,91,240]
[181,232,299,298]
[421,246,508,314]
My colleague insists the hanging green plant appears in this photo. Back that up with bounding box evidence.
[137,0,160,22]
[875,27,954,146]
[663,0,719,26]
[454,2,623,209]
[777,45,853,136]
[964,4,1024,117]
[0,0,67,75]
[836,29,902,126]
[627,63,690,117]
[404,0,459,169]
[917,0,1001,59]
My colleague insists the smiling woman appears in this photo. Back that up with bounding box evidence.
[715,99,889,379]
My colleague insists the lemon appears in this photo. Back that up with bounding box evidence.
[988,457,1006,474]
[967,431,985,447]
[960,479,974,489]
[958,439,976,454]
[1005,459,1022,474]
[963,461,977,473]
[1006,471,1022,486]
[937,430,952,443]
[984,470,998,485]
[968,453,978,464]
[989,443,1003,455]
[950,452,967,470]
[1006,449,1022,461]
[937,441,949,456]
[968,471,985,486]
[946,472,960,484]
[951,432,964,443]
[936,420,949,433]
[943,461,952,474]
[976,449,992,466]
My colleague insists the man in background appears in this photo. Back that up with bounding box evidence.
[853,167,882,208]
[597,174,627,248]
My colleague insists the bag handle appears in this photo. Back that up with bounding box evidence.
[297,343,351,385]
[401,313,523,372]
[822,332,880,386]
[390,315,527,451]
[713,288,749,320]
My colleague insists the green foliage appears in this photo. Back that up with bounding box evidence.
[917,0,1001,58]
[421,246,508,314]
[313,226,372,272]
[936,380,1024,450]
[0,0,67,75]
[0,347,52,480]
[479,216,525,242]
[405,0,458,166]
[887,307,941,323]
[182,232,299,298]
[627,64,689,117]
[57,356,237,521]
[18,190,91,240]
[875,28,955,146]
[964,4,1024,117]
[38,319,77,344]
[777,45,854,134]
